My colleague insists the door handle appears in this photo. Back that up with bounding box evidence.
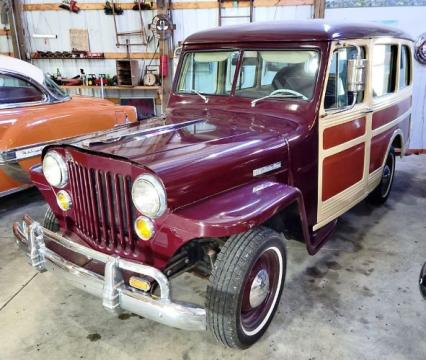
[362,108,373,114]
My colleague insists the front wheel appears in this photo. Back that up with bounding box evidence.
[368,147,396,205]
[206,227,286,348]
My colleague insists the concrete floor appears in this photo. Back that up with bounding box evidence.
[0,155,425,360]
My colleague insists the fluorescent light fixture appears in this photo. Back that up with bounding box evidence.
[32,34,57,39]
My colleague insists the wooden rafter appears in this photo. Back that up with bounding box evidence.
[23,0,313,11]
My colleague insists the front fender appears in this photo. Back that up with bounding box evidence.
[160,179,308,239]
[151,179,310,265]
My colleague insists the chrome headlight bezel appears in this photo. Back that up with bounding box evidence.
[131,174,167,218]
[42,150,69,188]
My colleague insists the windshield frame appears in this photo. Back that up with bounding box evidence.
[43,74,71,103]
[174,47,321,103]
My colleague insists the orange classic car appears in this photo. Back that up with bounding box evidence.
[0,55,137,196]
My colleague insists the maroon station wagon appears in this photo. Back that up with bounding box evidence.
[14,20,413,348]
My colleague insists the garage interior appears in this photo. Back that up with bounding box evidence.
[1,0,425,359]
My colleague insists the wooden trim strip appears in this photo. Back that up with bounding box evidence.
[31,52,159,60]
[104,52,159,59]
[0,29,10,36]
[23,0,313,11]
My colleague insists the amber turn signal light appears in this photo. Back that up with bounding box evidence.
[129,276,152,292]
[56,190,72,211]
[134,216,155,241]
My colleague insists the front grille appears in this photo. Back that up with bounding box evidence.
[68,161,136,254]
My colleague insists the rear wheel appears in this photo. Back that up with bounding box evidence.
[206,227,286,348]
[43,207,59,232]
[368,147,395,205]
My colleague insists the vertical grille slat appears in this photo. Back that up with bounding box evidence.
[96,170,108,244]
[88,169,101,243]
[67,158,136,255]
[113,174,126,250]
[123,176,135,252]
[105,172,117,248]
[82,166,94,238]
[69,164,82,230]
[76,165,89,234]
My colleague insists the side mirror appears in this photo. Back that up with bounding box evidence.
[347,58,368,92]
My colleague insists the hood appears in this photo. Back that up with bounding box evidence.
[75,108,299,209]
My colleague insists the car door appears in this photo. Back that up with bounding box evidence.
[315,41,371,231]
[367,40,412,191]
[0,72,47,194]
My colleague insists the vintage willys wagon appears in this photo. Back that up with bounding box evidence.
[13,21,412,348]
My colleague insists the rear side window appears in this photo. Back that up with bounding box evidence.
[0,74,44,105]
[372,44,398,97]
[399,45,411,89]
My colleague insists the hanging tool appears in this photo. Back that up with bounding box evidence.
[218,0,253,26]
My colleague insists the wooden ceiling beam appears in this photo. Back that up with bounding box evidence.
[23,0,313,12]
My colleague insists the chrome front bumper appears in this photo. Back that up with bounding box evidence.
[13,215,206,331]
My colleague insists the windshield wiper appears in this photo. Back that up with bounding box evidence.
[251,89,308,107]
[191,89,209,104]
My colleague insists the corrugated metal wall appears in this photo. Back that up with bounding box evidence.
[0,19,13,55]
[21,2,311,76]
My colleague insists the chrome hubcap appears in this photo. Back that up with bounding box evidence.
[381,160,393,197]
[383,165,391,182]
[249,269,270,308]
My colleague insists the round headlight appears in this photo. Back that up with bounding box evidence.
[131,174,166,218]
[42,151,68,188]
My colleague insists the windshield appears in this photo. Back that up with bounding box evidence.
[44,75,69,100]
[177,51,239,95]
[236,50,319,100]
[176,49,319,101]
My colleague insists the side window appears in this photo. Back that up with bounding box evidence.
[399,45,411,89]
[372,44,398,97]
[0,74,44,105]
[324,46,365,110]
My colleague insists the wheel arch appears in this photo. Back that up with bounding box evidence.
[159,180,311,263]
[388,129,406,160]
